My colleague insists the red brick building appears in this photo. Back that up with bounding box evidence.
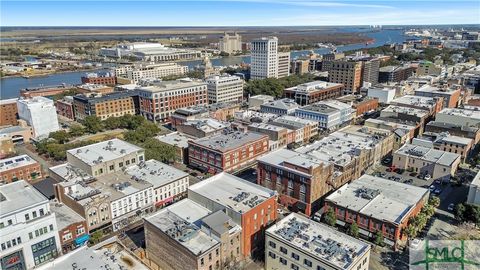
[188,173,278,258]
[336,95,379,117]
[81,73,117,86]
[51,203,89,253]
[325,175,429,249]
[0,154,42,184]
[284,81,344,106]
[257,149,333,216]
[0,99,18,127]
[188,131,269,174]
[56,97,75,120]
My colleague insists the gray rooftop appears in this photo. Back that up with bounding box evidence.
[298,100,351,114]
[0,180,48,218]
[0,154,38,173]
[257,149,328,178]
[51,202,85,229]
[285,80,343,93]
[137,80,207,93]
[261,98,299,111]
[201,210,241,236]
[92,171,153,201]
[395,144,461,167]
[390,95,438,109]
[267,213,370,270]
[0,125,31,135]
[124,159,189,189]
[326,175,428,224]
[437,108,480,120]
[145,205,219,256]
[67,139,143,166]
[189,172,276,214]
[189,131,267,152]
[156,132,194,148]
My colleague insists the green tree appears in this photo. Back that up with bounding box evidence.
[49,130,71,144]
[374,231,384,247]
[142,138,177,163]
[90,230,103,244]
[429,196,441,208]
[83,116,103,134]
[455,203,467,222]
[421,204,435,218]
[347,222,359,238]
[103,116,122,130]
[68,124,86,137]
[324,208,336,227]
[404,224,418,239]
[124,121,160,143]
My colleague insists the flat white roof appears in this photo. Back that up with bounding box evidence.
[326,175,428,225]
[189,172,276,214]
[125,159,189,189]
[267,213,370,270]
[0,180,48,218]
[67,139,143,166]
[438,108,480,120]
[156,132,193,148]
[395,144,460,167]
[0,154,37,173]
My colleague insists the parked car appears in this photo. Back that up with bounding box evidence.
[395,168,405,174]
[434,188,442,195]
[382,157,392,164]
[410,239,422,250]
[424,174,432,181]
[277,208,284,215]
[404,179,413,184]
[429,185,436,192]
[448,203,455,211]
[379,172,387,178]
[434,179,441,185]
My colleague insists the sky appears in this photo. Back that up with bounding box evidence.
[1,0,480,26]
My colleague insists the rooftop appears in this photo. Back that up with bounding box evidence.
[267,213,370,270]
[190,131,267,152]
[92,170,152,201]
[67,139,143,166]
[327,175,428,224]
[0,98,17,105]
[285,80,343,93]
[17,96,54,105]
[390,95,438,109]
[381,105,429,118]
[156,132,193,148]
[124,159,188,189]
[189,172,276,214]
[395,144,460,166]
[51,201,85,229]
[0,125,31,135]
[257,149,328,177]
[260,98,299,111]
[137,79,206,93]
[270,115,317,129]
[145,205,219,256]
[0,180,48,218]
[0,154,37,173]
[180,119,230,134]
[201,210,241,237]
[438,108,480,120]
[415,85,459,95]
[298,100,352,114]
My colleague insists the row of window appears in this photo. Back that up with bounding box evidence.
[29,224,55,240]
[0,237,22,251]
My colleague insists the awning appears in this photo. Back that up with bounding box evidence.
[75,234,90,245]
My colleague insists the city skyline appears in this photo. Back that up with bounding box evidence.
[2,0,480,26]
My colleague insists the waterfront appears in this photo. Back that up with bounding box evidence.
[0,29,408,100]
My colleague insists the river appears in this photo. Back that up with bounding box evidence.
[1,29,409,100]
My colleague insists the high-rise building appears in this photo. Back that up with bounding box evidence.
[17,97,60,138]
[328,61,363,94]
[0,99,18,127]
[219,32,242,54]
[277,52,290,78]
[360,57,380,84]
[250,37,278,79]
[206,74,244,104]
[0,181,61,270]
[137,79,208,122]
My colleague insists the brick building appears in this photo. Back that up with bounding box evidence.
[0,154,42,184]
[0,99,18,127]
[188,131,269,174]
[188,173,277,258]
[81,72,117,86]
[325,175,429,249]
[284,81,344,106]
[414,85,461,109]
[50,202,89,253]
[137,79,207,122]
[56,96,75,120]
[328,61,362,94]
[336,95,379,118]
[257,149,333,216]
[73,91,139,121]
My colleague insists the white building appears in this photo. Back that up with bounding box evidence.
[219,32,242,54]
[265,213,371,270]
[250,37,278,79]
[99,42,201,62]
[277,52,291,78]
[248,95,274,109]
[114,63,188,83]
[367,87,396,104]
[206,75,244,104]
[125,159,189,208]
[467,171,480,206]
[295,100,354,130]
[0,181,61,269]
[17,97,60,138]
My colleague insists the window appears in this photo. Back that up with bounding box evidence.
[268,251,276,259]
[280,257,287,265]
[25,214,30,221]
[317,266,326,270]
[109,165,114,171]
[291,252,299,260]
[200,258,204,266]
[304,259,312,267]
[29,232,33,239]
[49,225,54,231]
[280,247,287,254]
[39,209,44,216]
[291,263,299,270]
[269,241,276,248]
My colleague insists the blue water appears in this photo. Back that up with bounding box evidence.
[1,29,408,100]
